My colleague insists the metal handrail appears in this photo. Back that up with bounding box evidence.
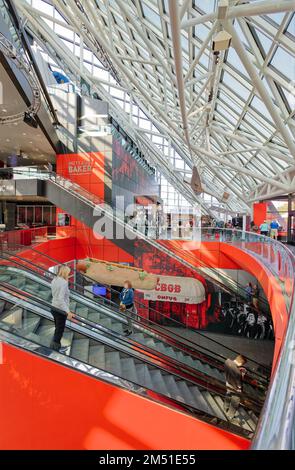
[251,254,295,449]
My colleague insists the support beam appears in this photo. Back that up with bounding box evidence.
[168,0,191,148]
[227,22,295,158]
[190,143,291,190]
[182,0,295,29]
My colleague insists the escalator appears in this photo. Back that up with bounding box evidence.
[0,255,269,404]
[0,258,267,414]
[0,282,260,438]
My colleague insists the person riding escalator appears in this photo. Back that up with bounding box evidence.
[50,266,74,352]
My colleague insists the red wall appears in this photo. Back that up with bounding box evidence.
[0,343,249,450]
[253,203,267,227]
[56,151,133,264]
[56,152,106,200]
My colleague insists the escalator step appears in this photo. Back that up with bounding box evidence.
[109,321,124,334]
[36,324,55,338]
[175,380,198,407]
[88,311,101,323]
[153,341,169,356]
[38,290,52,301]
[235,406,256,432]
[144,338,157,349]
[22,317,41,334]
[88,345,106,370]
[135,364,154,389]
[99,318,113,330]
[189,387,216,416]
[105,351,122,377]
[133,333,145,343]
[121,357,138,384]
[71,338,90,363]
[200,390,226,420]
[1,307,22,324]
[70,301,77,311]
[9,278,25,288]
[61,331,74,355]
[248,409,259,425]
[75,306,89,319]
[182,354,195,367]
[165,375,183,402]
[164,346,177,359]
[24,284,40,293]
[0,275,12,282]
[149,369,170,396]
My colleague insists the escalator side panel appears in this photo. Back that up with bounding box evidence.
[44,180,135,255]
[0,342,250,450]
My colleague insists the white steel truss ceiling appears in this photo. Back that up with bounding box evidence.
[14,0,295,213]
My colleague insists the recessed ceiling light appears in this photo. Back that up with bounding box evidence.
[6,139,10,142]
[22,133,26,136]
[2,109,7,113]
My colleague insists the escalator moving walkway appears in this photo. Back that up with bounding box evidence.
[0,264,267,407]
[0,287,259,437]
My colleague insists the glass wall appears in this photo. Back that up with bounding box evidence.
[16,205,56,227]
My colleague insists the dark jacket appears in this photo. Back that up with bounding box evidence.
[224,358,243,393]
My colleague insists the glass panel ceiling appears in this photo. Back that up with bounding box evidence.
[18,0,295,211]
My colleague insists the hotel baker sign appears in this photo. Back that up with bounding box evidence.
[68,160,93,174]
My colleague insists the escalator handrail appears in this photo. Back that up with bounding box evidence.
[0,281,262,421]
[0,252,271,380]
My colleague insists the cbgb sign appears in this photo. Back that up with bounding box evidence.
[155,282,181,294]
[142,275,205,305]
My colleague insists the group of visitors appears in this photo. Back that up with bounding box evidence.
[50,266,136,352]
[259,219,280,239]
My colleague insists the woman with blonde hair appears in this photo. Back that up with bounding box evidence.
[50,265,73,352]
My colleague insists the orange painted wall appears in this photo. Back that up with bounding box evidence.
[253,203,267,227]
[158,240,241,270]
[56,151,133,264]
[56,152,106,200]
[0,343,249,450]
